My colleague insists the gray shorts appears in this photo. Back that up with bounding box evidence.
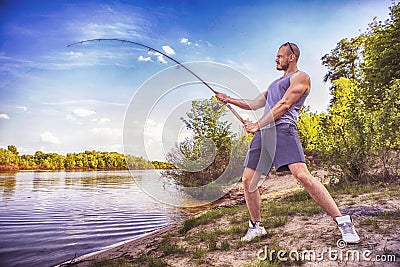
[244,123,305,174]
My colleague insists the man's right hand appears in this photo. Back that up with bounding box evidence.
[215,92,229,103]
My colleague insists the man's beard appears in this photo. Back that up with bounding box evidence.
[276,61,289,71]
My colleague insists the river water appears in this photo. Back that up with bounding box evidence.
[0,170,183,267]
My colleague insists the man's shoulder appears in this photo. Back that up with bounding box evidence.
[291,71,310,83]
[293,70,310,78]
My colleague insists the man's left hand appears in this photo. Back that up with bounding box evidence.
[244,120,260,133]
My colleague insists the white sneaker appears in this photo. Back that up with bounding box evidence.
[336,215,361,244]
[241,220,267,242]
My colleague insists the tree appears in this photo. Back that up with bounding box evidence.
[65,153,76,168]
[7,145,19,156]
[166,97,240,188]
[362,2,400,109]
[321,37,364,86]
[314,1,400,183]
[0,146,165,170]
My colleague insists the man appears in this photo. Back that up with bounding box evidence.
[216,42,360,243]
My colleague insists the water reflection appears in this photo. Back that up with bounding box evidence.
[33,171,60,191]
[64,171,133,189]
[0,173,16,200]
[0,170,180,267]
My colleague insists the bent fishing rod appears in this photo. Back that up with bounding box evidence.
[67,38,245,124]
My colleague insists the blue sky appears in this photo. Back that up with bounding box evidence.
[0,0,395,159]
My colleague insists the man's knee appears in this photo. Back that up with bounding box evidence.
[242,168,261,190]
[242,174,252,189]
[289,163,314,187]
[295,171,313,187]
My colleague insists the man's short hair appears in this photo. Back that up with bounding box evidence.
[281,42,300,60]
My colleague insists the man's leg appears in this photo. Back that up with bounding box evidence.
[288,162,360,243]
[242,167,263,222]
[240,167,267,242]
[288,162,341,218]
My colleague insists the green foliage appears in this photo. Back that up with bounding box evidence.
[151,160,176,169]
[323,78,375,182]
[0,146,173,171]
[297,107,327,152]
[7,145,18,155]
[300,1,400,184]
[362,3,400,107]
[321,36,364,85]
[165,97,249,195]
[0,146,20,168]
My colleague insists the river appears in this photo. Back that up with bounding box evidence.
[0,170,183,267]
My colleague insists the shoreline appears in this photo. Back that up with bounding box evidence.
[56,223,182,267]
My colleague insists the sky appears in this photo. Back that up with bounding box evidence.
[0,0,395,159]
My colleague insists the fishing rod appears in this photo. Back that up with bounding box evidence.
[67,38,245,124]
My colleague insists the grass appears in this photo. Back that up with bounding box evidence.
[88,257,133,267]
[220,239,231,250]
[359,217,380,230]
[191,246,206,260]
[327,181,399,198]
[88,256,168,267]
[380,209,400,219]
[158,239,186,256]
[133,256,168,267]
[179,206,242,234]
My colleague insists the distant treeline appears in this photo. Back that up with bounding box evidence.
[0,145,175,171]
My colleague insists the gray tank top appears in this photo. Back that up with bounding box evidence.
[262,71,309,128]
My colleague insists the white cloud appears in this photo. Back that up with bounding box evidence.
[67,51,84,59]
[91,127,122,137]
[0,114,10,119]
[89,144,123,152]
[143,119,163,146]
[145,51,168,64]
[180,38,193,45]
[157,55,167,64]
[92,117,111,123]
[179,37,205,47]
[180,38,189,44]
[16,106,27,112]
[42,99,126,107]
[65,114,77,121]
[153,52,168,64]
[72,108,96,117]
[138,55,152,62]
[162,45,175,55]
[40,131,60,144]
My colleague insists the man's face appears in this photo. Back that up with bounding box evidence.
[275,46,290,71]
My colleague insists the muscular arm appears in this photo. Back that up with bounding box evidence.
[215,91,268,111]
[244,72,310,132]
